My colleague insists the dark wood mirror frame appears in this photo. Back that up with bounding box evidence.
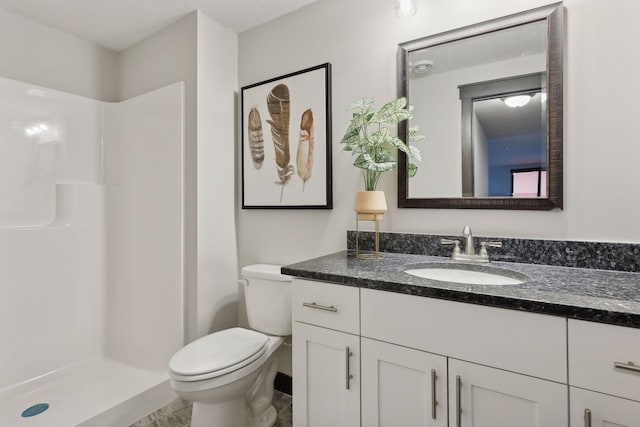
[397,2,563,210]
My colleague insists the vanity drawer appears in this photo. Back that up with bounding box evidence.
[292,279,359,335]
[569,319,640,401]
[361,288,567,382]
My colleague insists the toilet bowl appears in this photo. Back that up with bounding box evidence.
[168,264,292,427]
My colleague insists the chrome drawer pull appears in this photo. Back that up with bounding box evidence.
[456,375,462,427]
[302,302,338,312]
[345,346,354,390]
[431,369,437,420]
[584,408,592,427]
[614,361,640,373]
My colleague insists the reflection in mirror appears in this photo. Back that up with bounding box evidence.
[398,3,563,210]
[459,72,547,197]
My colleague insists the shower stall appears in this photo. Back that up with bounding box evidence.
[0,77,184,426]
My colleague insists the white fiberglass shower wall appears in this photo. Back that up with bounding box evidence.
[0,77,184,427]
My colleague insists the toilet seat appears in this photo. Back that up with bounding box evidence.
[169,327,269,382]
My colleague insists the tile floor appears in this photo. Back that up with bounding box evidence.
[130,390,292,427]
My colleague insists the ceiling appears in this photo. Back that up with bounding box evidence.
[0,0,318,52]
[408,20,547,76]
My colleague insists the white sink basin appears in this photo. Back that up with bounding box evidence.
[405,265,527,285]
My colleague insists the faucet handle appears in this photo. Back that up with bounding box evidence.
[479,241,502,257]
[441,239,461,256]
[481,241,503,248]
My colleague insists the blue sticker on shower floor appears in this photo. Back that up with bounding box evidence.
[21,403,49,417]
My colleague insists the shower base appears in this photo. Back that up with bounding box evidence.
[0,357,175,427]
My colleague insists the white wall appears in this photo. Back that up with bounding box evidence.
[118,13,199,343]
[196,11,239,337]
[0,8,118,101]
[238,0,640,284]
[118,11,239,343]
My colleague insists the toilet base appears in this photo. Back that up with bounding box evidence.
[247,357,279,427]
[249,404,277,427]
[192,398,248,427]
[188,362,279,427]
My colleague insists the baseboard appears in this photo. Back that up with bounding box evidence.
[274,372,292,396]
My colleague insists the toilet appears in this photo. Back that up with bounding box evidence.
[169,264,292,427]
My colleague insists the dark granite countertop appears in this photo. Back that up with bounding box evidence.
[282,251,640,328]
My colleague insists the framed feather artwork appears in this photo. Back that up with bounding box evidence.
[241,63,332,209]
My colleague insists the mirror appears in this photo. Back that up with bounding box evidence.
[398,3,563,210]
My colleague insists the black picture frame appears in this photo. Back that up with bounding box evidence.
[241,63,332,209]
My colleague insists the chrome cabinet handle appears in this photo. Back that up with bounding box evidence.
[345,346,354,390]
[431,369,437,420]
[614,361,640,373]
[302,302,338,312]
[584,408,592,427]
[456,375,462,427]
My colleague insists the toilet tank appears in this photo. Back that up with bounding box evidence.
[241,264,292,336]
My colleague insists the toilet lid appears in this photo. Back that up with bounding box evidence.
[169,327,268,377]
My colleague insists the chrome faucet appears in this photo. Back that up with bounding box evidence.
[462,225,474,256]
[441,225,502,263]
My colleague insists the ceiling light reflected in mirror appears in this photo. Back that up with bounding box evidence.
[503,94,533,108]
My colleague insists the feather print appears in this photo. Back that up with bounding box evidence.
[296,109,314,191]
[266,84,294,202]
[248,108,265,170]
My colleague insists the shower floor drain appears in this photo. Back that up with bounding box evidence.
[21,403,50,417]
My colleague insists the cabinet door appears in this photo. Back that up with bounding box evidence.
[569,319,640,402]
[361,338,447,427]
[448,359,567,427]
[292,322,360,427]
[570,387,640,427]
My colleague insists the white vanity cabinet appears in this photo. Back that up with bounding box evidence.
[569,387,640,427]
[292,279,361,427]
[568,319,640,426]
[293,278,640,426]
[361,338,447,427]
[292,322,360,427]
[361,288,568,427]
[360,339,566,427]
[449,359,567,427]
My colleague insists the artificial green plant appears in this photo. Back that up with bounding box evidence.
[340,97,423,191]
